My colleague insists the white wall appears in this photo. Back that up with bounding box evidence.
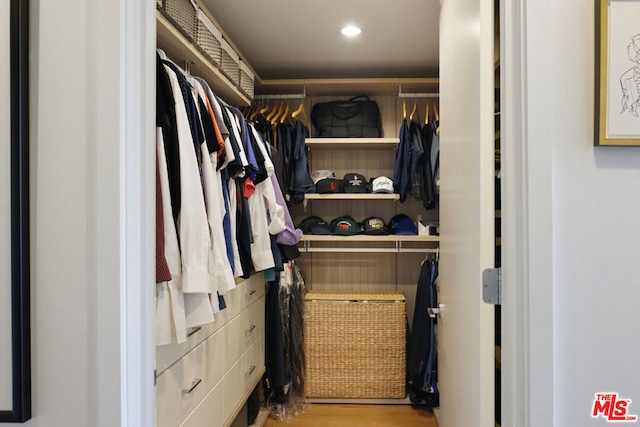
[3,0,125,425]
[526,1,640,425]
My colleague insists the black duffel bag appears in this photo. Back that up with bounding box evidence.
[310,95,382,138]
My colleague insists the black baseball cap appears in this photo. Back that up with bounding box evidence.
[298,216,331,235]
[315,178,343,193]
[330,215,362,236]
[343,173,368,193]
[361,216,388,235]
[279,244,301,261]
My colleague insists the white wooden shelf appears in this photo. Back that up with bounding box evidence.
[306,137,399,149]
[300,235,439,242]
[305,193,399,201]
[255,77,439,97]
[299,235,439,253]
[156,12,250,106]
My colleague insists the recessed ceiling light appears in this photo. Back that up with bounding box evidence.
[341,25,361,37]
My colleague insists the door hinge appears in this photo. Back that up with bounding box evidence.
[482,268,501,305]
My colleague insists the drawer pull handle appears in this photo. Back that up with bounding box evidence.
[246,366,256,376]
[247,289,257,297]
[186,326,202,338]
[182,379,202,395]
[246,324,256,334]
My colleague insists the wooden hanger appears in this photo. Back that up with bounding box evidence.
[409,100,418,121]
[266,101,281,122]
[292,101,311,129]
[402,100,407,119]
[425,103,430,125]
[260,101,271,115]
[270,102,285,125]
[249,100,261,121]
[279,103,291,124]
[434,101,440,135]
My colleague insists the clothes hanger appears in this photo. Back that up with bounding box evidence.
[266,101,281,122]
[434,101,440,135]
[402,100,407,120]
[260,100,271,115]
[270,102,284,125]
[425,103,430,125]
[249,100,261,121]
[292,101,311,128]
[409,100,418,121]
[279,103,291,124]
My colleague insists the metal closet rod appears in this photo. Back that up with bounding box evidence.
[397,83,439,98]
[299,246,439,254]
[397,92,440,98]
[253,93,307,100]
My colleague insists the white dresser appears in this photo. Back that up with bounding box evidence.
[155,273,266,427]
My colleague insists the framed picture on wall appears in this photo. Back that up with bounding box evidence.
[0,0,31,423]
[595,0,640,145]
[595,0,640,146]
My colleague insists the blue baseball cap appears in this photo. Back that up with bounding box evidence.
[386,214,417,235]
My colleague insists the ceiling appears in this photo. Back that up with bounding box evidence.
[199,0,441,82]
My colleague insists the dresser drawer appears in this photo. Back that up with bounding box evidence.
[156,274,266,372]
[178,379,224,427]
[156,320,221,374]
[222,333,265,423]
[244,273,266,308]
[222,295,265,373]
[156,326,225,427]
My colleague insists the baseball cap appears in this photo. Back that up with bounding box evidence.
[330,215,362,236]
[386,214,418,235]
[315,178,343,193]
[279,244,300,261]
[361,216,388,235]
[343,173,368,193]
[371,176,394,194]
[298,216,331,235]
[311,170,336,185]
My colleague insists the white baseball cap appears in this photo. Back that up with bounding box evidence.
[372,176,394,193]
[311,170,336,185]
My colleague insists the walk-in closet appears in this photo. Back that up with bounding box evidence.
[152,0,500,426]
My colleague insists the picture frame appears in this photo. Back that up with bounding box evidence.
[0,0,31,423]
[595,0,640,146]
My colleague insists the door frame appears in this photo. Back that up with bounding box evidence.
[500,0,554,425]
[120,0,156,426]
[118,1,556,426]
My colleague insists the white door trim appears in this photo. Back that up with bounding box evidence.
[500,0,555,425]
[119,1,156,426]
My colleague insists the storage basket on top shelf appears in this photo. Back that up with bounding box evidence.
[195,9,222,67]
[158,0,198,43]
[220,39,240,85]
[239,60,255,99]
[304,291,406,399]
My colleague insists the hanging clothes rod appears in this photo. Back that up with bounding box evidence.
[299,243,439,254]
[300,248,436,254]
[397,92,440,98]
[397,83,439,98]
[253,93,307,100]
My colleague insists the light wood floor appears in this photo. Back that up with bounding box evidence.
[263,404,438,427]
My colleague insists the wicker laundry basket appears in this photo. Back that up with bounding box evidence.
[304,291,407,399]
